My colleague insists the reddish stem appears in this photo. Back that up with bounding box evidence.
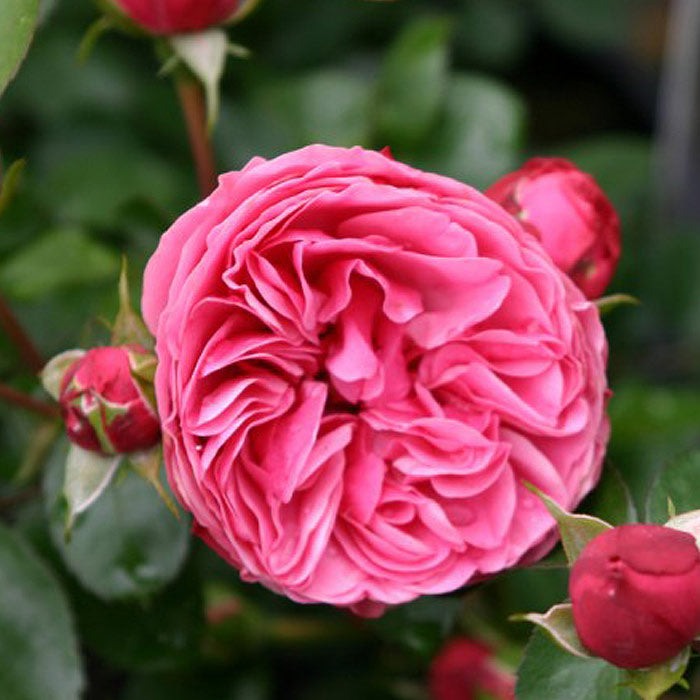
[0,294,44,373]
[0,382,60,419]
[175,78,218,198]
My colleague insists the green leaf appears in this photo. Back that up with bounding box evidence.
[0,227,120,301]
[0,524,83,700]
[414,73,525,189]
[528,484,612,565]
[75,562,203,672]
[63,445,121,537]
[44,439,190,600]
[646,450,700,524]
[375,16,451,147]
[625,647,690,700]
[0,0,39,98]
[283,69,373,147]
[516,628,637,700]
[170,29,228,130]
[513,603,591,659]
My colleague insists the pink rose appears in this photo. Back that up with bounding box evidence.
[143,145,609,612]
[108,0,247,34]
[570,524,700,669]
[59,346,160,455]
[487,158,621,299]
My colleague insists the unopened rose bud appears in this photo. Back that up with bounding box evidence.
[487,158,621,299]
[569,524,700,669]
[58,346,160,455]
[429,637,515,700]
[107,0,254,34]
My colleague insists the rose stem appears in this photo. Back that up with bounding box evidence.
[175,77,218,198]
[0,382,60,419]
[0,293,44,373]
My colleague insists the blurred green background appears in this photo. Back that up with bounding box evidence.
[2,1,700,699]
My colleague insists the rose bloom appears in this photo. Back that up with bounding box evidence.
[143,145,609,613]
[108,0,248,34]
[487,158,621,299]
[59,346,160,455]
[570,524,700,669]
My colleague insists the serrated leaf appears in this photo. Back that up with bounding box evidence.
[63,444,121,537]
[170,29,228,130]
[0,0,39,98]
[595,294,640,315]
[40,349,85,401]
[111,258,154,349]
[0,159,27,218]
[375,16,451,147]
[516,628,637,700]
[513,603,591,659]
[44,439,190,600]
[625,647,690,700]
[0,524,83,700]
[527,484,612,565]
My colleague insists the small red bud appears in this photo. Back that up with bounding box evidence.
[569,524,700,668]
[487,158,621,299]
[59,346,160,455]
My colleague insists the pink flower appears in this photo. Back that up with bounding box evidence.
[570,524,700,669]
[143,145,609,612]
[429,638,515,700]
[59,346,160,455]
[487,159,621,299]
[108,0,246,34]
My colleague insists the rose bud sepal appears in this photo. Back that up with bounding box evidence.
[129,446,179,519]
[524,483,612,565]
[61,444,122,538]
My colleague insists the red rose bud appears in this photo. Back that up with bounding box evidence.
[59,346,160,455]
[487,158,621,299]
[429,638,515,700]
[569,524,700,669]
[108,0,249,34]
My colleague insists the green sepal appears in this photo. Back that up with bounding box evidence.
[594,294,640,316]
[111,257,154,350]
[623,647,690,700]
[0,158,26,218]
[63,444,121,538]
[129,446,179,519]
[77,15,117,64]
[169,29,228,130]
[525,483,612,565]
[512,603,591,659]
[41,349,86,401]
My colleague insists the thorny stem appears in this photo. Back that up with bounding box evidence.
[0,382,60,420]
[175,77,218,198]
[0,294,44,374]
